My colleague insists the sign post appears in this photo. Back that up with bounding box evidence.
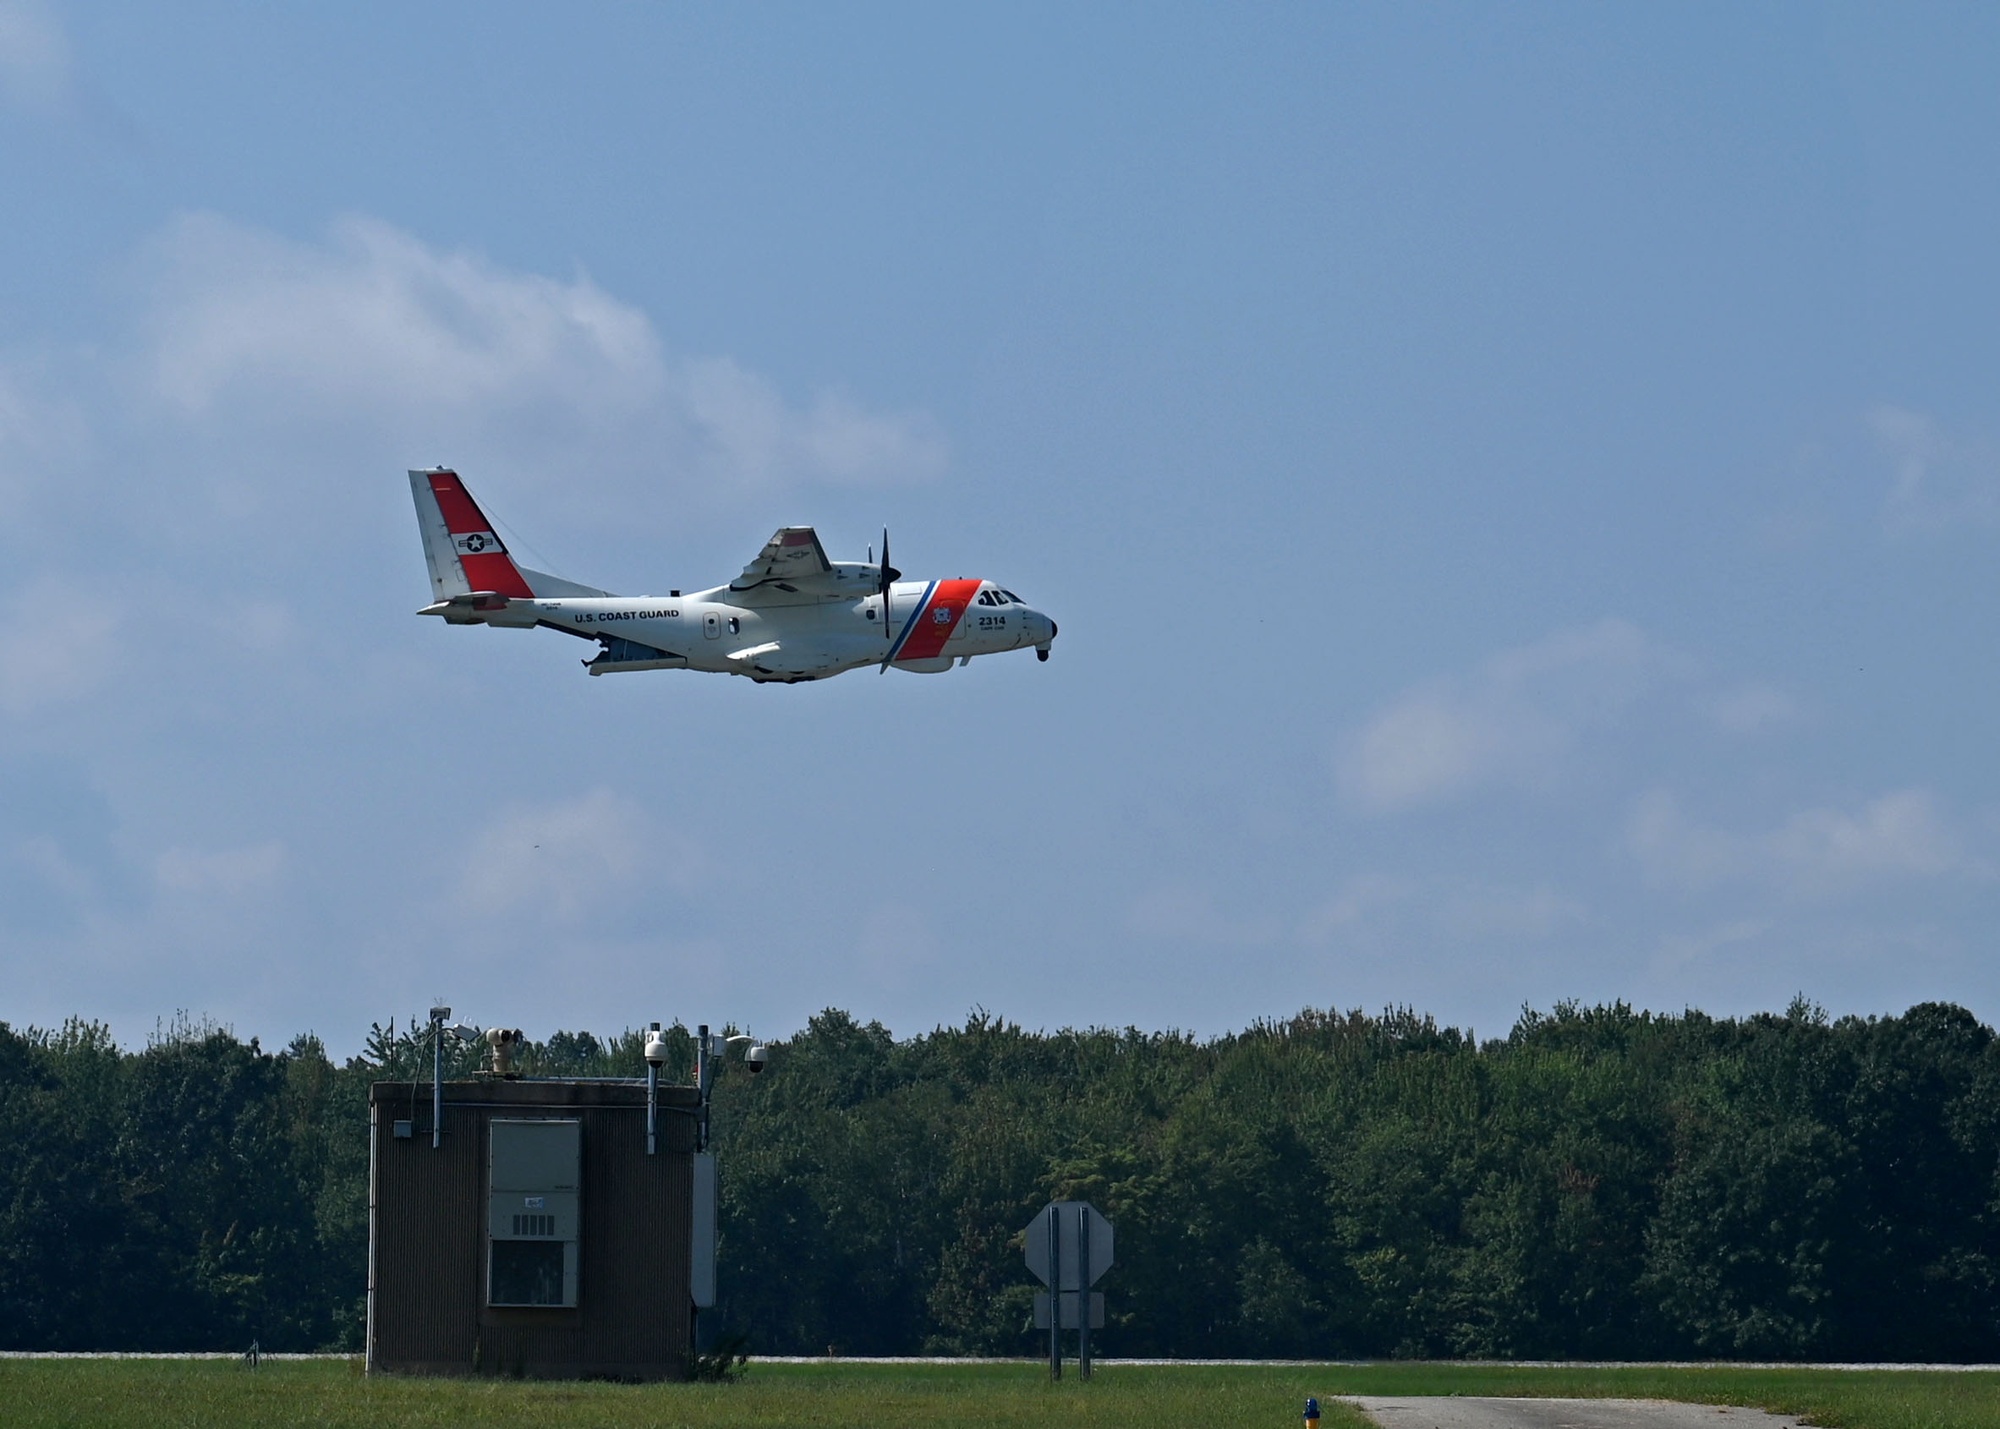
[1046,1204,1061,1380]
[1023,1200,1114,1381]
[1078,1204,1092,1377]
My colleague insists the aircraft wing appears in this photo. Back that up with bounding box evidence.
[731,527,831,591]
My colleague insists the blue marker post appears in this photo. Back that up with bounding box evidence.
[1305,1399,1321,1427]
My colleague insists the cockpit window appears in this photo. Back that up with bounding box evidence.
[977,590,995,606]
[1001,590,1023,604]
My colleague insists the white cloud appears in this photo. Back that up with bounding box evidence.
[1628,791,1736,889]
[1701,681,1797,734]
[677,358,948,488]
[0,0,70,111]
[1296,873,1415,943]
[1651,917,1771,972]
[12,833,95,900]
[1770,790,1960,883]
[1297,874,1582,946]
[1127,884,1285,946]
[1339,695,1501,814]
[1629,787,1963,898]
[1873,403,2000,533]
[1337,619,1679,812]
[134,213,947,491]
[1438,883,1587,939]
[0,363,93,518]
[142,214,659,420]
[456,788,703,922]
[0,582,117,714]
[155,842,286,898]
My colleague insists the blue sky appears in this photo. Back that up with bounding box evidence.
[4,3,2000,1052]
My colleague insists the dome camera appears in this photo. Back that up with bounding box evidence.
[744,1043,769,1074]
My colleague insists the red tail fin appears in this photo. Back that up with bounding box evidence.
[424,470,533,599]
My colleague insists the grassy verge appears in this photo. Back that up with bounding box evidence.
[1318,1364,2000,1429]
[3,1358,1997,1429]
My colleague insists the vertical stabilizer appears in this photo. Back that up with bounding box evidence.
[408,468,534,600]
[409,470,469,599]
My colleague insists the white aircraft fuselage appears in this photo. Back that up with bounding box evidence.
[409,469,1058,684]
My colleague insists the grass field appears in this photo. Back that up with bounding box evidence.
[4,1358,1998,1429]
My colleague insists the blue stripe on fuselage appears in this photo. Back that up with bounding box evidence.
[885,581,937,662]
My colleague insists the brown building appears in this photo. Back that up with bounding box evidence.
[366,1077,708,1379]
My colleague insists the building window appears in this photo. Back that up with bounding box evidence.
[488,1119,581,1308]
[490,1241,566,1307]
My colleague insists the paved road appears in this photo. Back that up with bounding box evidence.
[1346,1398,1811,1429]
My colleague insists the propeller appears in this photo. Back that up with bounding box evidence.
[877,528,900,672]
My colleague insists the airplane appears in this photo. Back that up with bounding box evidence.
[408,468,1058,684]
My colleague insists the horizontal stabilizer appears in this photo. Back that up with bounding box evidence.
[519,566,613,599]
[418,591,535,627]
[418,588,516,624]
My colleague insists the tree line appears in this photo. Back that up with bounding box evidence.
[1,1000,1995,1359]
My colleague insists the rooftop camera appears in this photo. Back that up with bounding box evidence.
[485,1026,524,1077]
[644,1022,668,1067]
[720,1033,761,1072]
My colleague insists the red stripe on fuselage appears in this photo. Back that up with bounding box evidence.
[895,579,982,662]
